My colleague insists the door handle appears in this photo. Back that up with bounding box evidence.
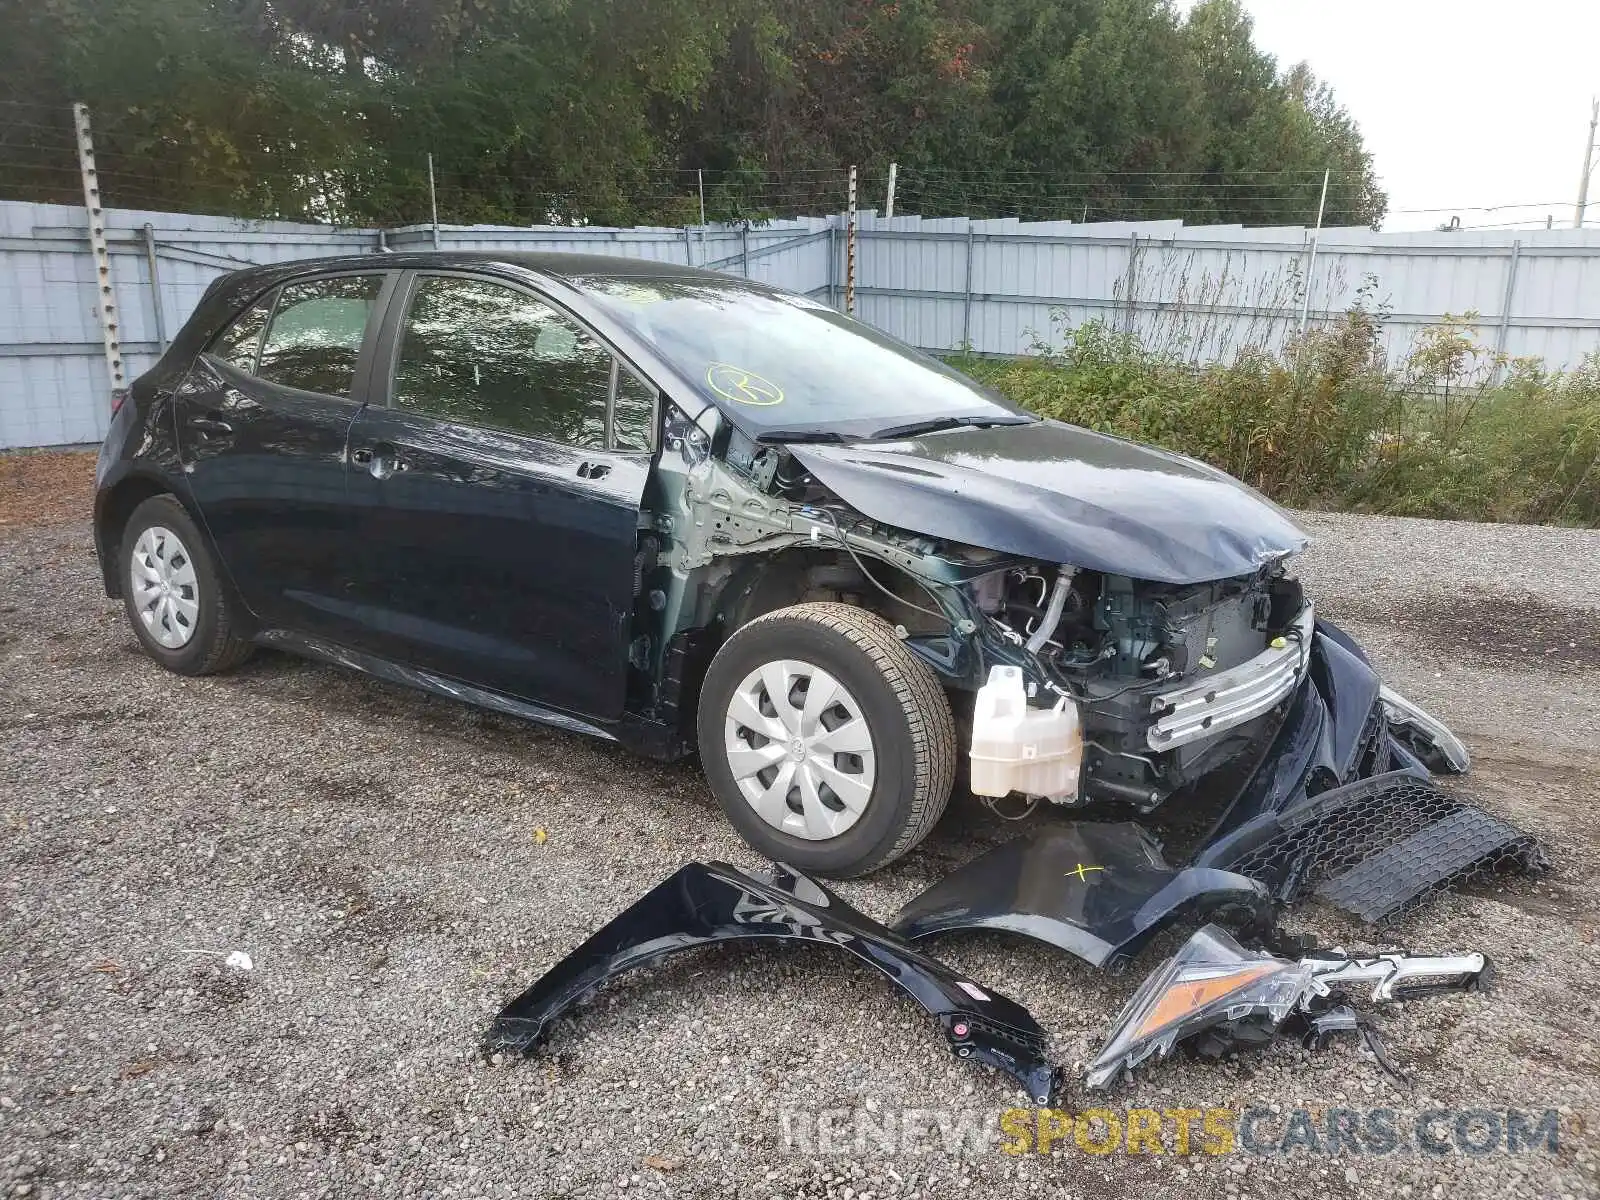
[578,461,611,480]
[191,416,233,436]
[351,447,374,465]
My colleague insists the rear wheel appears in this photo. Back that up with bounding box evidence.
[697,602,957,877]
[119,494,254,676]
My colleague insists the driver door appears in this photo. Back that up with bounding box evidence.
[341,271,657,720]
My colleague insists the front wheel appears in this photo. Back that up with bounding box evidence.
[697,602,957,877]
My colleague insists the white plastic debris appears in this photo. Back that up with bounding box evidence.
[223,951,253,972]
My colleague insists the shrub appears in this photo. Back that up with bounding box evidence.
[954,313,1600,527]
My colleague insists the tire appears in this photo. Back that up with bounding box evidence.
[118,494,254,676]
[697,601,957,877]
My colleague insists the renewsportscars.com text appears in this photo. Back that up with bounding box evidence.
[777,1105,1566,1159]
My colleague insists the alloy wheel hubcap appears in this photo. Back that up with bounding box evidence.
[724,659,877,840]
[130,525,199,649]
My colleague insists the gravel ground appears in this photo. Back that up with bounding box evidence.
[2,488,1598,1199]
[0,452,95,530]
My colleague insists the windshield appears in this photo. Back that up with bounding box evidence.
[572,274,1032,440]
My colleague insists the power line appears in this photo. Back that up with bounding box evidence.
[5,114,1544,231]
[1389,201,1575,215]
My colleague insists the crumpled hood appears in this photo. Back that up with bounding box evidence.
[788,419,1308,583]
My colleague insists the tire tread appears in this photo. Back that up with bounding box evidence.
[730,601,957,875]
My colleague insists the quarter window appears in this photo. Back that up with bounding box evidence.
[613,369,657,453]
[393,276,643,451]
[209,296,273,374]
[256,275,383,398]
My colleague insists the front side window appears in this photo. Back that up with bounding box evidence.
[256,275,383,398]
[208,295,273,374]
[394,276,631,450]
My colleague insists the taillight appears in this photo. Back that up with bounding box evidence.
[110,387,130,415]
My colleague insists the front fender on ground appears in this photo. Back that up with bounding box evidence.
[486,860,1059,1104]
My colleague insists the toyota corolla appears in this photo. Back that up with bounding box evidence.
[94,252,1479,880]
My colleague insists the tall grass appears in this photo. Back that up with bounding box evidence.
[956,311,1600,527]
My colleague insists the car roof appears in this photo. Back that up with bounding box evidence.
[227,250,760,293]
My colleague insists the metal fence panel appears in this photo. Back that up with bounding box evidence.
[1,202,378,447]
[6,198,1600,450]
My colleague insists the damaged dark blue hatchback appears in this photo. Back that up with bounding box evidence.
[94,251,1537,895]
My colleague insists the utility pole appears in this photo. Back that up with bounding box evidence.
[72,102,126,405]
[427,153,441,248]
[1577,97,1599,229]
[846,165,858,316]
[884,162,898,220]
[1298,168,1331,332]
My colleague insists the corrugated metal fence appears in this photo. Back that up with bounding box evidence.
[5,199,1600,450]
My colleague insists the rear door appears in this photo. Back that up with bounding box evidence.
[174,271,395,637]
[341,270,656,719]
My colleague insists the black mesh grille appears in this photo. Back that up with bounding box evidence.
[1219,772,1546,924]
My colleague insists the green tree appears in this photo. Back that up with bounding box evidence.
[0,0,1387,227]
[1181,0,1384,225]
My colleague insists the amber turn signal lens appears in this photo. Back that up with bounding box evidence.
[1133,963,1283,1039]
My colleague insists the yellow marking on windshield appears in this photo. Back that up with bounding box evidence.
[707,362,784,406]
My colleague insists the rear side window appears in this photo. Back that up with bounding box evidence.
[256,275,383,398]
[393,276,616,449]
[209,296,273,373]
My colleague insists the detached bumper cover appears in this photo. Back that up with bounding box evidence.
[487,861,1059,1104]
[1142,620,1546,924]
[1380,685,1471,774]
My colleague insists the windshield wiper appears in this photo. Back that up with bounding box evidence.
[754,414,1033,445]
[866,414,1034,440]
[753,429,854,444]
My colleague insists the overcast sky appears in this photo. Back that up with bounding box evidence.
[1223,0,1600,230]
